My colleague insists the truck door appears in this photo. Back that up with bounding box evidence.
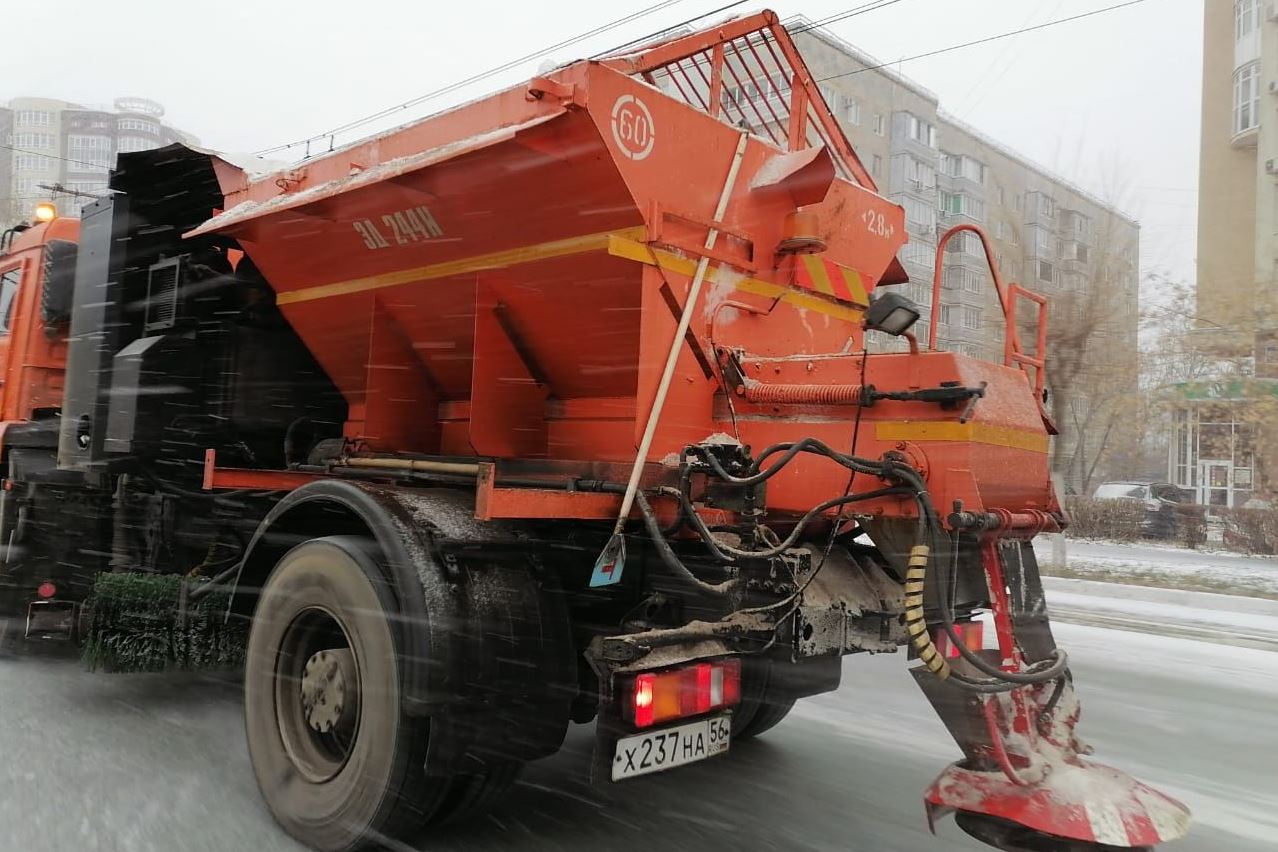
[0,262,21,413]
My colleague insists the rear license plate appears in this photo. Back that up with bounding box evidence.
[611,714,731,780]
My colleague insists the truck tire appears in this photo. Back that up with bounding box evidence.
[732,660,796,740]
[735,696,796,739]
[244,536,448,851]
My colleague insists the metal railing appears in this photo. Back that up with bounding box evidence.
[929,223,1049,402]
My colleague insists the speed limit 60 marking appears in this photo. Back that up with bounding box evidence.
[611,94,656,161]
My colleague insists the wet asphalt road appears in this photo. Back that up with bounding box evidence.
[0,619,1273,852]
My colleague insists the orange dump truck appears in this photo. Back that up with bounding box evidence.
[0,12,1188,852]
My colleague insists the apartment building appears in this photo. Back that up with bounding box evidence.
[2,96,194,223]
[1165,0,1278,508]
[792,22,1140,488]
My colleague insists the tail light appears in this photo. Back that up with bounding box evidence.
[36,582,57,599]
[626,658,742,728]
[932,620,984,660]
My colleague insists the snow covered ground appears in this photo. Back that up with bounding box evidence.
[1042,577,1278,651]
[1032,537,1278,598]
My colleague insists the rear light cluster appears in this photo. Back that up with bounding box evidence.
[627,658,742,728]
[931,620,985,660]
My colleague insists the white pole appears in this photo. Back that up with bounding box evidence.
[595,132,750,582]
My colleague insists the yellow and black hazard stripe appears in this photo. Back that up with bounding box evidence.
[903,544,949,679]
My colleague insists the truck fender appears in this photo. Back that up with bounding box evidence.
[230,479,574,771]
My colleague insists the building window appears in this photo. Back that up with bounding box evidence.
[1012,193,1022,213]
[945,266,984,294]
[872,154,882,177]
[1062,242,1089,263]
[962,306,981,330]
[940,152,985,184]
[1039,194,1056,219]
[117,136,157,154]
[902,196,934,232]
[12,133,54,150]
[1030,226,1055,257]
[939,304,954,326]
[1038,260,1055,283]
[901,240,933,267]
[1236,0,1258,41]
[1234,60,1261,135]
[904,113,937,147]
[906,156,936,190]
[13,154,52,171]
[940,192,985,221]
[873,114,885,136]
[15,110,52,127]
[945,230,984,258]
[842,96,861,125]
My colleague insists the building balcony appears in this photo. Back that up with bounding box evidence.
[1231,125,1259,149]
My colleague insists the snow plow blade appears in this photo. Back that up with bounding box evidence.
[918,677,1190,849]
[912,538,1190,850]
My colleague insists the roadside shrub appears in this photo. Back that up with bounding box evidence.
[1062,496,1145,542]
[1215,506,1278,554]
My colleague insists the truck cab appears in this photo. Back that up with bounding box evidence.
[0,216,76,430]
[0,214,80,642]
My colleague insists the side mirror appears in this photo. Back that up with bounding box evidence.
[41,239,77,327]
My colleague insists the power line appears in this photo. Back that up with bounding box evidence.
[255,0,717,157]
[789,0,912,34]
[815,0,1153,83]
[0,143,110,172]
[592,0,752,58]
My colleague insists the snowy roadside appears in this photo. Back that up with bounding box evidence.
[1032,537,1278,600]
[1042,577,1278,652]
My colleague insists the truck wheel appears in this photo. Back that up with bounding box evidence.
[733,660,796,740]
[244,536,447,851]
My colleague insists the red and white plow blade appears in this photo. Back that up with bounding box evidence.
[923,687,1191,848]
[925,760,1192,847]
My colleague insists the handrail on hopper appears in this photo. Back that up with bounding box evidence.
[599,10,876,190]
[929,223,1050,403]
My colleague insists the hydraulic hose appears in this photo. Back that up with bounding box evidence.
[687,437,885,488]
[632,490,742,597]
[903,543,950,679]
[658,483,911,562]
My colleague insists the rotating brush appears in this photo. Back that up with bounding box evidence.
[82,573,246,673]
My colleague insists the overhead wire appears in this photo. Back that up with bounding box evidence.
[0,143,112,171]
[815,0,1153,83]
[254,0,718,157]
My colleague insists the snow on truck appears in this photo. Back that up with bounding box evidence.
[0,12,1189,852]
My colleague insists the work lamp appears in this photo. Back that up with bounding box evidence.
[32,201,57,224]
[864,290,920,336]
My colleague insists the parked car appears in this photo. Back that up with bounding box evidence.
[1092,481,1196,538]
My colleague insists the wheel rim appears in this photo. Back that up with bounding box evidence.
[273,606,362,783]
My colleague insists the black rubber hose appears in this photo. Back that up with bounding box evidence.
[930,517,1069,688]
[631,490,742,597]
[688,437,885,487]
[660,484,913,561]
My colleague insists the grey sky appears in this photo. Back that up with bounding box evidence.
[2,0,1200,286]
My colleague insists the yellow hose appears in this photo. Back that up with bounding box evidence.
[903,544,950,679]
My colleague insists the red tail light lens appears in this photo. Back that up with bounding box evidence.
[626,658,742,728]
[933,620,984,660]
[36,582,57,599]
